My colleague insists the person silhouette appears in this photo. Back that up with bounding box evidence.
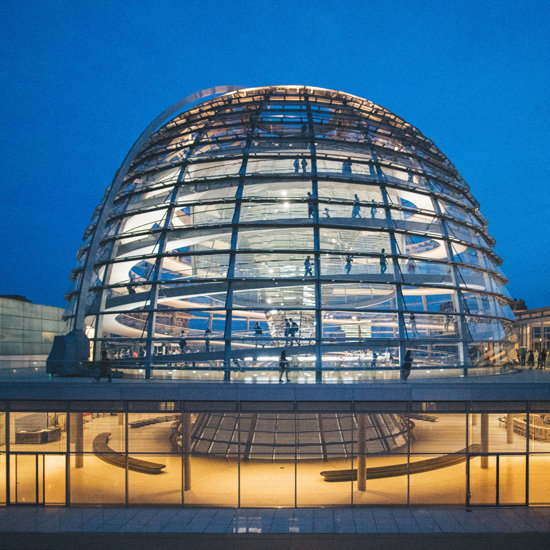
[307,192,315,219]
[204,326,212,352]
[409,313,418,336]
[345,255,353,275]
[342,157,353,175]
[380,249,388,274]
[254,321,263,348]
[400,350,413,383]
[370,200,377,219]
[304,256,313,277]
[291,319,299,345]
[96,350,112,382]
[279,350,290,382]
[351,194,361,218]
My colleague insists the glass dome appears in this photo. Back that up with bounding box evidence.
[64,85,515,379]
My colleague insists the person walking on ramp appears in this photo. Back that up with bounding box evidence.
[96,350,112,382]
[304,256,313,277]
[279,350,290,382]
[400,350,413,383]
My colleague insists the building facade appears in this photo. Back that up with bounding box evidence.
[2,87,542,512]
[1,390,550,507]
[514,306,550,352]
[0,296,66,365]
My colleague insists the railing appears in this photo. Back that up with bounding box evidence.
[0,358,521,382]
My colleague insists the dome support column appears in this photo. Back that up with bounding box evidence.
[93,240,119,362]
[224,100,267,380]
[305,92,323,381]
[432,197,472,375]
[144,182,181,377]
[379,169,407,366]
[224,194,241,380]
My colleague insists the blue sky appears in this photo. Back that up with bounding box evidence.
[0,0,549,309]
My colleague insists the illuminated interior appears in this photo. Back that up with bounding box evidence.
[2,401,550,507]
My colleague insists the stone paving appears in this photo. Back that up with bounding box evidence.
[0,506,549,534]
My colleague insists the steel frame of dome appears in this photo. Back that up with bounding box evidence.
[64,85,515,380]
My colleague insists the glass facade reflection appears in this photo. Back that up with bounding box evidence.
[64,86,515,377]
[2,400,550,507]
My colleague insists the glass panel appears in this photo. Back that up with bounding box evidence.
[242,180,312,200]
[322,311,398,341]
[470,414,527,453]
[319,229,391,255]
[469,456,497,505]
[246,157,301,176]
[409,456,466,505]
[150,308,227,350]
[529,455,550,504]
[352,454,408,505]
[69,412,125,453]
[128,454,182,505]
[317,201,386,222]
[239,413,295,507]
[317,181,382,205]
[70,453,125,504]
[161,253,230,280]
[297,413,352,506]
[499,456,525,505]
[527,413,550,453]
[410,414,467,454]
[183,412,239,507]
[10,455,37,504]
[320,256,395,278]
[185,159,241,180]
[402,236,446,260]
[320,283,396,309]
[10,412,66,453]
[231,309,316,350]
[0,452,5,504]
[232,285,316,309]
[240,201,308,222]
[403,313,457,340]
[237,228,313,250]
[351,410,409,505]
[322,348,399,380]
[235,252,312,279]
[174,203,235,228]
[44,454,66,505]
[0,412,5,452]
[163,229,233,255]
[176,183,237,205]
[128,413,181,453]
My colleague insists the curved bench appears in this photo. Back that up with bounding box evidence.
[129,414,180,429]
[321,444,482,482]
[92,432,166,474]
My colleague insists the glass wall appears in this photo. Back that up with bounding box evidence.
[0,400,549,507]
[63,86,515,379]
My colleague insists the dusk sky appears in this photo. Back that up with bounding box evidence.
[1,0,549,310]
